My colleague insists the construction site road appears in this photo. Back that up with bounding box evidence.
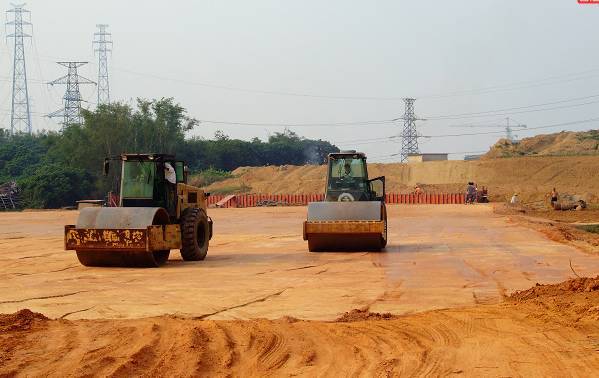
[1,205,597,321]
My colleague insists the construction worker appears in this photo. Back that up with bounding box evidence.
[414,185,423,195]
[550,188,559,208]
[479,186,489,203]
[510,193,519,205]
[164,162,177,184]
[466,182,476,204]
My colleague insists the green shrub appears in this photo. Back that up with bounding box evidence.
[18,164,94,208]
[189,168,233,187]
[210,184,251,195]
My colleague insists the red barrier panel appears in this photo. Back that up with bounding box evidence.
[208,192,469,207]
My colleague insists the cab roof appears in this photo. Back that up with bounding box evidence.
[121,153,176,161]
[328,150,366,158]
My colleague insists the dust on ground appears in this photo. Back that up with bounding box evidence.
[1,277,598,377]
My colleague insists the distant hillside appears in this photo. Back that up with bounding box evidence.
[483,130,599,159]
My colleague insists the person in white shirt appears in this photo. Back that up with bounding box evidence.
[164,162,177,184]
[510,193,519,205]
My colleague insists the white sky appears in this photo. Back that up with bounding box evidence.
[1,0,599,161]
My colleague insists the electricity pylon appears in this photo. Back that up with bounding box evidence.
[93,24,112,105]
[47,62,96,127]
[7,3,32,134]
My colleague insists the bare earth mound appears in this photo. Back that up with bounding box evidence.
[1,278,598,377]
[205,155,599,203]
[484,130,599,159]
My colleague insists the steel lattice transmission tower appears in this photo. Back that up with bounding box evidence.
[47,62,96,127]
[400,98,420,162]
[6,3,32,134]
[93,24,112,105]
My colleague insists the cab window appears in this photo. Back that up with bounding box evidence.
[122,161,155,198]
[175,161,185,183]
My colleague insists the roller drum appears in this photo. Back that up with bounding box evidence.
[305,201,386,252]
[74,207,171,268]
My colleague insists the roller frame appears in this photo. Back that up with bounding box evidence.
[65,224,182,252]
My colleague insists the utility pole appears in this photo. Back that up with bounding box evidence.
[505,117,526,142]
[93,24,112,105]
[400,98,421,162]
[7,3,32,134]
[47,62,96,127]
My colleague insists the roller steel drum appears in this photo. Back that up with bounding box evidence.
[74,207,171,268]
[305,201,386,252]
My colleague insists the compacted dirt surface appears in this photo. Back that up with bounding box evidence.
[1,205,599,376]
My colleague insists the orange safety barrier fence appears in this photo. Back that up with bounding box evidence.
[206,193,467,208]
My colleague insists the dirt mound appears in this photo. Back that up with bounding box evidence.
[510,276,599,301]
[336,308,396,322]
[508,277,599,323]
[0,309,48,333]
[484,130,599,159]
[2,279,599,376]
[206,155,599,204]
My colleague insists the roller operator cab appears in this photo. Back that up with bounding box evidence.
[325,152,386,203]
[303,151,388,252]
[65,153,213,268]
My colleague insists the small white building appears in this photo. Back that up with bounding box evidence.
[464,154,483,161]
[407,153,448,163]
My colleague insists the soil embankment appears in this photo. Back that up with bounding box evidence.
[1,277,598,377]
[205,155,599,203]
[484,130,599,159]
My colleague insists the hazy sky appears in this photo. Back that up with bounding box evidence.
[1,0,599,161]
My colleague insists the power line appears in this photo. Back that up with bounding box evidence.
[198,92,599,130]
[417,69,599,100]
[198,119,397,127]
[424,98,599,121]
[110,63,599,102]
[113,66,407,101]
[421,117,599,138]
[425,93,599,120]
[339,117,599,149]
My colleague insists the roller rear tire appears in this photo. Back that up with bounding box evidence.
[180,208,209,261]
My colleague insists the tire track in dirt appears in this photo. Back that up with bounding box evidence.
[194,289,289,320]
[0,290,89,305]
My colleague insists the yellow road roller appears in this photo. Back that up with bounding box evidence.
[65,153,212,267]
[303,151,387,252]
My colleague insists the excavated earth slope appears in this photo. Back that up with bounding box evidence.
[484,130,599,159]
[205,155,599,203]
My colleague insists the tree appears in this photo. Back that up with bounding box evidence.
[0,98,340,208]
[18,163,94,208]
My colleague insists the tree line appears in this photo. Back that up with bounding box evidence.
[0,98,339,208]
